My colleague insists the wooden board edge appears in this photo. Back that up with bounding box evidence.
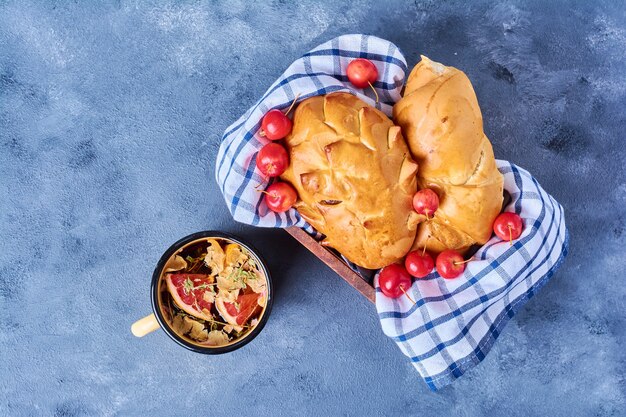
[285,226,376,304]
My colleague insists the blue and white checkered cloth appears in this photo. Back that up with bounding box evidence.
[216,34,406,229]
[215,34,569,390]
[375,161,568,390]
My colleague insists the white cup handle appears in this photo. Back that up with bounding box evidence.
[131,313,160,337]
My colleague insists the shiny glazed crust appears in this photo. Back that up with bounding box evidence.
[393,56,504,254]
[281,93,419,269]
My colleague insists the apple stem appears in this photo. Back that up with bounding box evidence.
[453,257,474,266]
[400,285,416,305]
[285,93,302,116]
[259,130,266,137]
[422,235,430,257]
[368,82,379,103]
[508,225,513,246]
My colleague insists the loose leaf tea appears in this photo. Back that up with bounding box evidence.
[159,238,267,347]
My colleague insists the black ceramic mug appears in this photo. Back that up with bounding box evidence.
[131,231,273,354]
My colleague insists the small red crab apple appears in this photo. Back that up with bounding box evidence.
[379,264,415,303]
[256,143,289,177]
[405,236,434,278]
[405,250,434,279]
[261,110,292,140]
[346,58,380,103]
[259,94,301,140]
[261,182,297,213]
[493,212,523,245]
[435,250,472,279]
[412,188,439,219]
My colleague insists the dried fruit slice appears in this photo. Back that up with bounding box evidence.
[166,273,215,321]
[204,239,226,275]
[215,292,262,326]
[225,243,246,266]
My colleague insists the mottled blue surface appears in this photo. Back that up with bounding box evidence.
[1,1,624,416]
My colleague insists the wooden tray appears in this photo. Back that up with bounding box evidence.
[285,226,376,304]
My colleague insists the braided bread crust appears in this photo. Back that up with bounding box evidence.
[394,57,504,254]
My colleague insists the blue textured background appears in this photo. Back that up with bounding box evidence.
[1,1,625,416]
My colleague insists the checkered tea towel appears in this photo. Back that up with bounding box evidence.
[215,34,569,390]
[375,161,568,390]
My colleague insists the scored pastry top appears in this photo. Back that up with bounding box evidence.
[281,92,419,269]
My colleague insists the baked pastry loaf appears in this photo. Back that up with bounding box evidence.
[281,92,419,269]
[393,56,504,254]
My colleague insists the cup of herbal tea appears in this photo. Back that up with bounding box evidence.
[131,231,273,354]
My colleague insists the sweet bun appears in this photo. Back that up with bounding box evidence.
[393,56,504,254]
[281,92,419,269]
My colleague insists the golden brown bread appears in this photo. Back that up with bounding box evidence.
[281,92,419,269]
[393,56,504,254]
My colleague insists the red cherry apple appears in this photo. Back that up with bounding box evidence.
[263,182,297,213]
[412,189,439,218]
[256,143,289,177]
[493,212,523,244]
[378,264,413,299]
[435,250,467,279]
[405,250,434,278]
[346,58,378,88]
[261,109,292,140]
[346,58,380,103]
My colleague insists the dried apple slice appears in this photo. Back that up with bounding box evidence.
[246,269,267,295]
[204,330,230,346]
[225,243,247,266]
[204,239,226,275]
[164,254,187,272]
